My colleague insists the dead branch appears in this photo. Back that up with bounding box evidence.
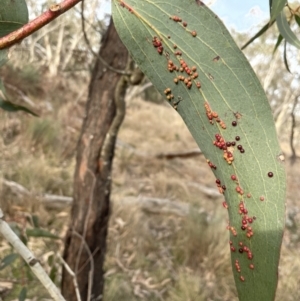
[57,254,82,301]
[2,180,221,214]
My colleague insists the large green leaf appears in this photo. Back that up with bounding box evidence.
[276,10,300,49]
[112,1,286,300]
[0,0,28,38]
[270,0,286,21]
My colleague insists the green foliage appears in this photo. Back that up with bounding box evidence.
[18,287,27,301]
[0,80,38,116]
[270,0,287,21]
[0,1,37,114]
[0,0,28,37]
[276,10,300,48]
[241,21,275,50]
[26,228,60,239]
[0,253,19,271]
[0,214,61,298]
[243,1,300,72]
[112,1,286,300]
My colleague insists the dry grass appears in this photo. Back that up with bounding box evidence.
[0,65,300,301]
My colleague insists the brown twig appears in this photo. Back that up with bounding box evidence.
[290,95,299,164]
[80,0,131,75]
[0,0,82,50]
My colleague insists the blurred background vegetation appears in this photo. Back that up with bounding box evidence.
[0,0,300,300]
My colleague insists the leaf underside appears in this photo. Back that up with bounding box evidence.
[112,1,286,301]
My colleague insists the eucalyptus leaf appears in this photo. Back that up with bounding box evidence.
[270,0,286,21]
[18,287,27,301]
[295,15,300,27]
[241,21,275,50]
[0,0,28,37]
[283,40,291,72]
[273,34,284,54]
[0,253,19,271]
[276,10,300,49]
[113,1,286,300]
[0,80,39,115]
[26,228,60,239]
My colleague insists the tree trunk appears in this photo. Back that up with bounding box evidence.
[61,18,129,301]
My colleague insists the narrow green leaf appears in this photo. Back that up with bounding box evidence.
[32,215,40,228]
[295,15,300,27]
[276,11,300,48]
[26,228,60,239]
[0,80,39,116]
[0,0,28,37]
[113,1,286,300]
[48,254,54,266]
[283,40,291,72]
[18,287,27,301]
[0,99,39,116]
[49,266,58,282]
[241,21,275,50]
[0,253,19,270]
[270,0,286,21]
[273,34,284,53]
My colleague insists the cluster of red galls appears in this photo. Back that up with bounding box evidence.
[213,134,234,164]
[170,15,197,37]
[204,103,226,128]
[152,36,163,54]
[230,241,254,281]
[239,201,255,238]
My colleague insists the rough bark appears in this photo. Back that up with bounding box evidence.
[61,19,129,301]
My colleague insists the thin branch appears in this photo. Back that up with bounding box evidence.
[74,6,103,35]
[80,0,130,75]
[72,230,95,301]
[99,59,131,172]
[0,0,82,50]
[290,95,299,164]
[0,209,66,301]
[57,254,82,301]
